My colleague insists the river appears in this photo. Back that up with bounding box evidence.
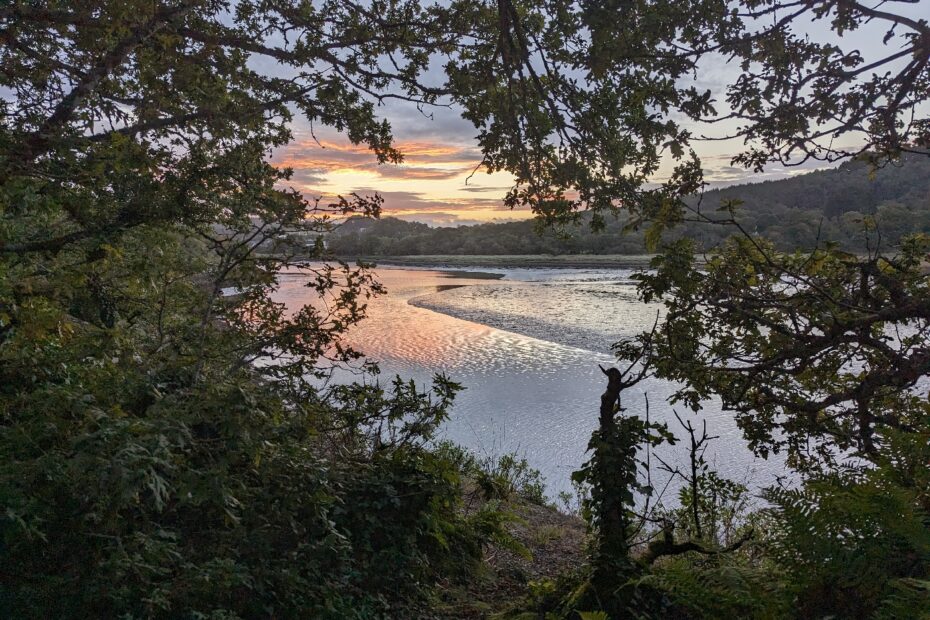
[272,264,788,501]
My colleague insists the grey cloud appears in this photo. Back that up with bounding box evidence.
[380,100,477,143]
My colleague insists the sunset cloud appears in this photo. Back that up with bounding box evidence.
[272,119,836,226]
[459,185,514,193]
[273,138,484,175]
[346,188,517,213]
[375,165,472,180]
[269,132,520,225]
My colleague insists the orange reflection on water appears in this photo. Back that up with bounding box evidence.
[273,267,499,372]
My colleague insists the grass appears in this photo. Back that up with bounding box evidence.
[530,524,568,547]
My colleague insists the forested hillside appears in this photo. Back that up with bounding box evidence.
[329,153,930,255]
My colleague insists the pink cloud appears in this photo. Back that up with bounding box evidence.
[272,137,485,181]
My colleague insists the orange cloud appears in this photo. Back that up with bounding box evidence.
[390,142,481,161]
[375,165,473,180]
[269,134,527,224]
[272,137,485,178]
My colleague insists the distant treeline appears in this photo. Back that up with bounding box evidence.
[328,154,930,255]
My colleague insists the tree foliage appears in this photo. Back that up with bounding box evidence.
[628,233,930,470]
[4,0,930,617]
[553,3,930,618]
[590,223,930,618]
[0,0,666,614]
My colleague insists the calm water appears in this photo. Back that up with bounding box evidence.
[273,265,788,501]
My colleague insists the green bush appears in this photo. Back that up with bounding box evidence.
[433,442,546,504]
[0,367,491,618]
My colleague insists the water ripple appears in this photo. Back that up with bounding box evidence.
[272,265,788,499]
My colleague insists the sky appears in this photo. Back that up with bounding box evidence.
[271,95,802,227]
[272,109,523,227]
[270,5,926,227]
[272,99,833,228]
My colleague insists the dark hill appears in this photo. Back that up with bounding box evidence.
[328,154,930,256]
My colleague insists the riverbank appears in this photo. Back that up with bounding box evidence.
[340,254,658,269]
